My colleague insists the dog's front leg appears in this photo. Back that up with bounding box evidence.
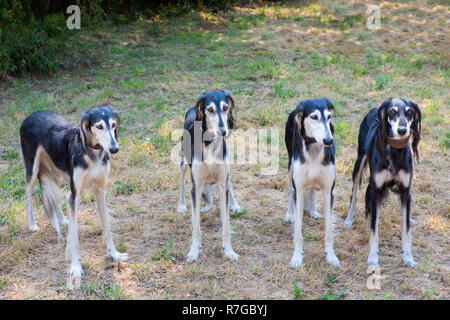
[285,166,295,222]
[400,191,416,267]
[66,182,83,289]
[366,183,380,267]
[187,176,203,263]
[220,180,238,260]
[323,187,340,267]
[94,188,128,262]
[290,167,304,268]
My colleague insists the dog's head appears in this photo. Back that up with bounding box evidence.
[376,98,421,162]
[80,106,120,154]
[294,98,335,146]
[194,90,235,138]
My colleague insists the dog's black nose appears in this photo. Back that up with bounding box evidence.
[218,129,227,137]
[397,128,407,136]
[109,146,119,154]
[323,138,333,146]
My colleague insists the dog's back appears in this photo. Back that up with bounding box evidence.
[20,110,77,175]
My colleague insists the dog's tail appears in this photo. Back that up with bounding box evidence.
[39,169,63,226]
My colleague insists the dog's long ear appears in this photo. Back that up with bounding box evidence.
[376,100,390,165]
[221,90,235,130]
[195,91,207,122]
[323,97,335,135]
[293,102,306,139]
[409,100,421,164]
[107,106,120,139]
[80,110,92,149]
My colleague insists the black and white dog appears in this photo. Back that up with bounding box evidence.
[285,98,340,268]
[344,98,421,267]
[177,90,241,263]
[20,106,128,286]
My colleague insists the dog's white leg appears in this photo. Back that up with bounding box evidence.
[323,188,340,267]
[367,208,380,267]
[220,180,238,260]
[344,154,365,228]
[401,194,416,268]
[187,179,203,263]
[25,173,39,232]
[285,167,295,222]
[66,190,83,289]
[95,188,128,262]
[200,184,213,213]
[344,183,358,228]
[227,176,241,213]
[177,159,188,214]
[290,171,304,268]
[305,190,321,219]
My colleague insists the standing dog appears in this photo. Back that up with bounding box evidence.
[285,98,340,268]
[20,106,128,286]
[178,90,241,263]
[344,98,421,267]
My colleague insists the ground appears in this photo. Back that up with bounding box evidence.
[0,0,448,300]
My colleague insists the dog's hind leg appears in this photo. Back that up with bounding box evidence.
[227,175,241,213]
[344,154,366,228]
[25,166,39,232]
[400,191,416,267]
[94,187,128,262]
[201,184,213,213]
[220,179,238,260]
[285,166,295,222]
[177,158,188,214]
[187,174,203,263]
[24,147,40,232]
[304,190,321,219]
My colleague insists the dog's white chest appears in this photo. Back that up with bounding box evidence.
[374,169,411,188]
[293,150,334,190]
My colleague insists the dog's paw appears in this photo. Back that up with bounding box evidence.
[200,205,213,213]
[290,253,304,268]
[177,204,187,214]
[402,255,416,268]
[186,248,200,263]
[59,216,69,226]
[67,264,83,290]
[343,218,353,228]
[29,224,39,232]
[326,252,341,267]
[308,210,322,219]
[367,254,379,267]
[109,251,129,262]
[230,204,242,213]
[222,247,239,261]
[284,211,294,222]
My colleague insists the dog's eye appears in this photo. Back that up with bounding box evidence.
[111,123,116,128]
[207,107,214,113]
[96,124,103,130]
[327,114,332,120]
[311,115,318,120]
[222,106,228,111]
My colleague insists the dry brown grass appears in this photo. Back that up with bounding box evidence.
[0,0,448,300]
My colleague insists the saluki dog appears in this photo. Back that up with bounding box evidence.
[178,90,241,263]
[20,106,128,286]
[343,98,421,267]
[285,98,340,268]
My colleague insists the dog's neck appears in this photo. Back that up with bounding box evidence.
[386,136,409,149]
